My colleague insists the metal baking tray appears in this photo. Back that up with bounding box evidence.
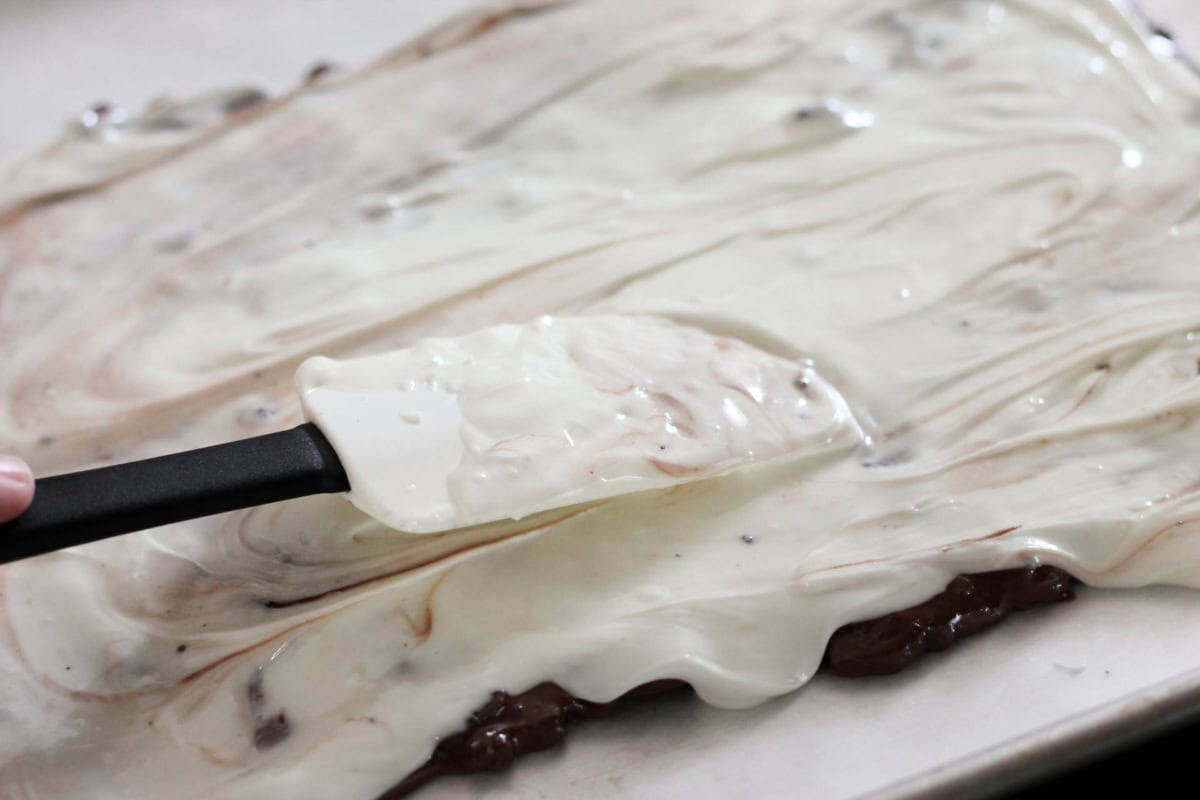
[2,1,1196,797]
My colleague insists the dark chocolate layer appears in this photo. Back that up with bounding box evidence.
[825,565,1074,677]
[382,566,1074,797]
[378,680,687,799]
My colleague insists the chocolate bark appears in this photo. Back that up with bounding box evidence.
[383,567,1074,797]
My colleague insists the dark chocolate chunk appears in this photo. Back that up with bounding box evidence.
[380,681,686,798]
[825,566,1074,677]
[254,711,291,750]
[247,670,291,749]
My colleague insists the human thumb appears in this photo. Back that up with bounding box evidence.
[0,455,34,523]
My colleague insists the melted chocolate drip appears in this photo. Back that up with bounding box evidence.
[379,681,687,799]
[381,567,1073,797]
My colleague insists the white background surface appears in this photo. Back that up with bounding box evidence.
[2,1,1199,798]
[0,0,475,159]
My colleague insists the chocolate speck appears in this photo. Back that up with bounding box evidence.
[247,672,291,749]
[139,113,191,133]
[254,712,290,750]
[176,644,187,653]
[224,89,267,115]
[864,449,912,468]
[247,675,265,709]
[1095,362,1111,372]
[305,62,335,83]
[1150,25,1175,41]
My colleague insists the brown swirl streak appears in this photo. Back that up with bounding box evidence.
[9,231,659,448]
[1054,362,1112,424]
[260,505,593,609]
[797,525,1022,577]
[1093,515,1200,577]
[13,506,594,705]
[897,309,1193,438]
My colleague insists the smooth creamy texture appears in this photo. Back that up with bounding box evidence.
[298,314,859,531]
[1,1,1199,798]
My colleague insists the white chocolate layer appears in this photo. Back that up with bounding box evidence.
[1,1,1199,798]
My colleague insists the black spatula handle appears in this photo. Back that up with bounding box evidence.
[0,423,349,564]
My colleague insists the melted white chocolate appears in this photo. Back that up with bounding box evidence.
[2,1,1200,798]
[298,314,860,531]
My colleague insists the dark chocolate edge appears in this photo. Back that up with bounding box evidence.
[378,566,1075,798]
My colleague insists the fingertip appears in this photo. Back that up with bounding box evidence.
[0,455,35,522]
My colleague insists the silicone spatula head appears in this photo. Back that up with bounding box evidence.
[297,314,861,534]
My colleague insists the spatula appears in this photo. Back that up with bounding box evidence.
[0,316,858,564]
[0,423,349,564]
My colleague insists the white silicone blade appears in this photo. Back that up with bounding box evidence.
[296,315,861,533]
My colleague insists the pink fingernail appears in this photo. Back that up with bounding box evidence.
[0,455,33,489]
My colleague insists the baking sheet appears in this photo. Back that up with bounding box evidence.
[2,1,1198,797]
